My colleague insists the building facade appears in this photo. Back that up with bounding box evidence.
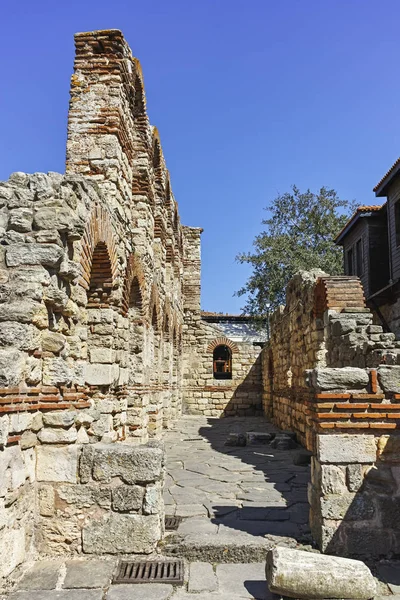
[336,157,400,338]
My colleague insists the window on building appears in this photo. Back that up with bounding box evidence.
[213,345,232,380]
[395,200,400,247]
[347,247,354,275]
[355,239,363,277]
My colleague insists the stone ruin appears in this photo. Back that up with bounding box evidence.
[0,27,400,586]
[263,270,400,556]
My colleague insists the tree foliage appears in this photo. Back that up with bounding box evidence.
[236,186,356,315]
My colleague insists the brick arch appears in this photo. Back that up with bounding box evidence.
[132,59,147,116]
[79,205,119,294]
[207,337,239,354]
[121,253,146,317]
[162,298,173,340]
[148,283,162,331]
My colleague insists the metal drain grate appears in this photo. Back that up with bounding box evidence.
[165,516,182,530]
[114,559,184,585]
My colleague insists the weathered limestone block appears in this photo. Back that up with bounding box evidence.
[143,482,162,515]
[89,348,115,364]
[6,243,64,267]
[38,485,55,516]
[111,485,144,511]
[378,366,400,394]
[87,444,163,484]
[8,207,33,232]
[10,412,34,433]
[0,414,9,446]
[0,348,25,386]
[331,319,357,336]
[43,411,76,427]
[33,202,76,231]
[90,414,113,438]
[308,367,369,391]
[0,322,40,351]
[20,430,37,450]
[41,331,66,353]
[36,445,78,482]
[57,484,111,509]
[314,463,347,495]
[317,434,376,464]
[42,357,74,386]
[320,493,375,520]
[0,300,41,323]
[0,526,26,579]
[346,464,364,492]
[38,427,77,444]
[266,547,376,599]
[84,363,116,386]
[82,513,161,554]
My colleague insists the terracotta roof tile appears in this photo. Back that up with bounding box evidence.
[374,157,400,193]
[334,204,385,243]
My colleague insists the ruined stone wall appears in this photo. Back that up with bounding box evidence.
[182,229,263,416]
[262,271,400,450]
[309,433,400,557]
[0,28,197,578]
[183,321,263,417]
[37,441,164,556]
[262,270,400,556]
[378,297,400,339]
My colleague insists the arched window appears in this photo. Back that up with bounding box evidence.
[213,345,232,380]
[87,242,113,306]
[128,276,143,320]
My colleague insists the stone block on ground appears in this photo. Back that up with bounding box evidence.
[224,432,246,446]
[270,433,297,450]
[246,431,274,445]
[265,546,376,599]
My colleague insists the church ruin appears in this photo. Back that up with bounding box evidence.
[0,28,400,587]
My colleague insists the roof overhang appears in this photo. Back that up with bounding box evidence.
[374,157,400,197]
[334,207,385,245]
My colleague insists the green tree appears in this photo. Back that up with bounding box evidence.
[236,185,356,315]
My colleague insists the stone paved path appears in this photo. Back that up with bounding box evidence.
[162,416,312,561]
[2,418,397,599]
[2,557,396,599]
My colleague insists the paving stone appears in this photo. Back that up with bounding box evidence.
[9,592,103,600]
[17,560,62,590]
[178,517,218,535]
[175,504,208,517]
[188,562,217,592]
[63,559,116,589]
[164,416,311,557]
[107,584,173,599]
[216,563,269,599]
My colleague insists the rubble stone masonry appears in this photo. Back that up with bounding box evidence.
[262,270,400,556]
[182,230,264,417]
[0,29,196,579]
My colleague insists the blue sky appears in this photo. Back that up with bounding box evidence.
[1,0,399,313]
